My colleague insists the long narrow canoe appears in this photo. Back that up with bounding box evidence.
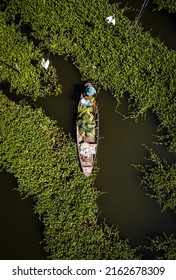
[76,83,99,176]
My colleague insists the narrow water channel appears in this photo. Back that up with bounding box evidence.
[0,1,176,259]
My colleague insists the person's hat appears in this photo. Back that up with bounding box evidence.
[85,86,96,96]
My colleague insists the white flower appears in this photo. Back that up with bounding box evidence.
[106,15,116,25]
[41,58,50,69]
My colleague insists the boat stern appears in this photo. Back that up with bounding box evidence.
[82,166,93,177]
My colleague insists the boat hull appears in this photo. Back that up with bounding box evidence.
[76,83,99,176]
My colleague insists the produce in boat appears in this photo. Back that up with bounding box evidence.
[76,83,99,176]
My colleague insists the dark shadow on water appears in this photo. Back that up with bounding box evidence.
[0,82,10,96]
[0,82,36,108]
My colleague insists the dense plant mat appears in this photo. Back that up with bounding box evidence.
[0,92,137,259]
[0,11,61,99]
[134,146,176,212]
[3,0,176,152]
[133,145,176,257]
[154,0,176,14]
[148,234,176,260]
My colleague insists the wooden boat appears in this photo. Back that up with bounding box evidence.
[76,83,99,176]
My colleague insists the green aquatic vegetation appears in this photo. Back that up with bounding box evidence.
[3,0,176,151]
[0,11,61,99]
[0,92,137,259]
[148,234,176,260]
[134,145,176,212]
[154,0,176,13]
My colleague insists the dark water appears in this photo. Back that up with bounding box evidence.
[0,172,46,259]
[0,0,176,259]
[96,91,176,248]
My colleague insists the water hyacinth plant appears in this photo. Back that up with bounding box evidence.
[133,145,176,212]
[0,11,61,99]
[153,0,176,13]
[147,234,176,260]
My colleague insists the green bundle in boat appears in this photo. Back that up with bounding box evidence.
[78,105,93,117]
[87,130,95,139]
[79,127,86,136]
[77,95,96,138]
[80,112,94,123]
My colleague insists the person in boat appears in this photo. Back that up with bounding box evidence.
[80,85,96,107]
[84,85,96,96]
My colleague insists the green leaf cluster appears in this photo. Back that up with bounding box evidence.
[154,0,176,14]
[148,234,176,260]
[0,11,61,99]
[0,92,137,259]
[134,145,176,212]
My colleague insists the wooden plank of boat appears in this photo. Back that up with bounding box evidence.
[76,83,99,176]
